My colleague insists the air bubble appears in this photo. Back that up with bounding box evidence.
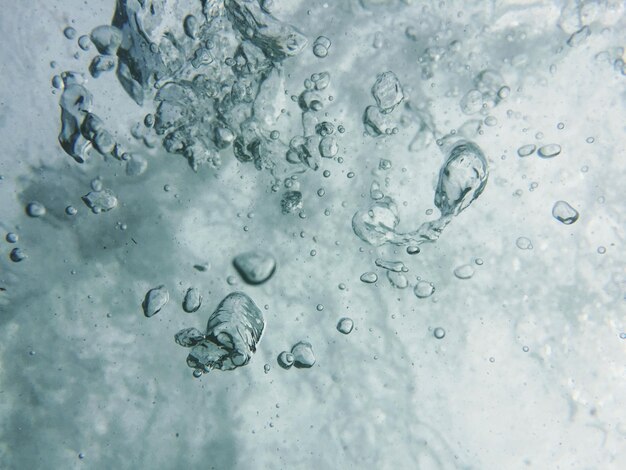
[537,144,561,158]
[453,264,475,279]
[142,285,169,317]
[360,272,378,284]
[233,251,276,285]
[337,317,354,334]
[6,232,18,243]
[78,35,91,51]
[552,201,579,225]
[387,271,408,289]
[414,280,435,299]
[26,201,46,218]
[10,248,27,262]
[516,237,533,250]
[371,71,404,113]
[517,144,536,157]
[63,27,77,39]
[277,351,294,369]
[433,327,446,339]
[82,189,118,213]
[183,288,203,313]
[407,246,420,255]
[313,36,331,58]
[291,341,315,368]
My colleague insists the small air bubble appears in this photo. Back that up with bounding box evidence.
[26,201,46,218]
[433,327,445,339]
[516,237,533,250]
[597,246,606,254]
[63,27,77,39]
[360,272,378,284]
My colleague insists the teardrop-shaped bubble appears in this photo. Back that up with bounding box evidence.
[183,288,203,313]
[434,141,489,217]
[142,285,169,317]
[360,272,378,284]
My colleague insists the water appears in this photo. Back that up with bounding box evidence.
[1,1,625,468]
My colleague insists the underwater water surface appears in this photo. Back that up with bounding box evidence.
[0,0,625,468]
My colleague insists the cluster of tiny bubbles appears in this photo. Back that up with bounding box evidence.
[529,182,538,192]
[433,327,446,339]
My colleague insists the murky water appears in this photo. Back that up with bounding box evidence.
[1,0,625,468]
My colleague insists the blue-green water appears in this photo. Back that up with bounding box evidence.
[1,1,625,468]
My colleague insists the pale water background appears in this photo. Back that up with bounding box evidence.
[0,1,625,469]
